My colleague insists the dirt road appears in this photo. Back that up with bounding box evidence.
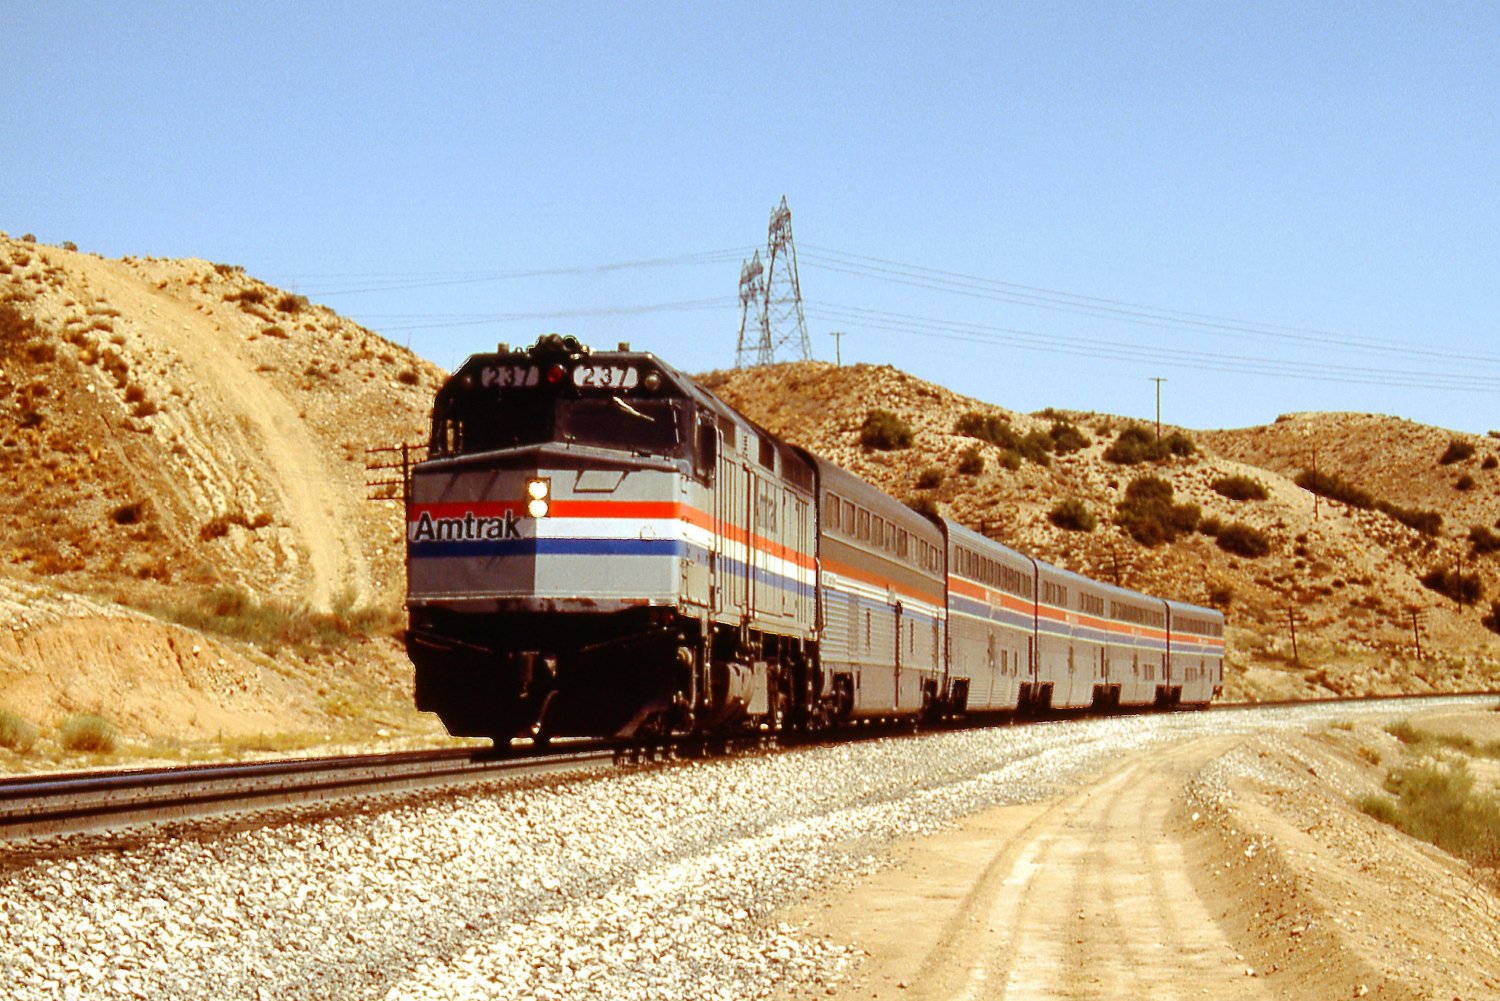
[789,716,1500,1001]
[800,737,1268,1000]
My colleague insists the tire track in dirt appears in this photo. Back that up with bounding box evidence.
[813,737,1275,1001]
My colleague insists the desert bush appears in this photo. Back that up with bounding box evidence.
[916,466,946,490]
[0,302,42,358]
[0,709,39,753]
[1470,525,1500,555]
[860,409,913,451]
[59,715,118,753]
[956,446,984,475]
[199,509,273,540]
[275,293,310,314]
[1294,469,1375,509]
[1103,426,1158,465]
[1456,474,1476,491]
[1419,568,1484,605]
[952,413,1048,464]
[1115,475,1200,546]
[996,450,1022,471]
[262,325,289,339]
[1048,421,1090,454]
[226,288,266,306]
[1162,431,1195,457]
[142,586,402,656]
[905,494,940,517]
[954,411,1011,446]
[1207,584,1234,609]
[111,501,147,525]
[1439,439,1476,465]
[1211,475,1268,501]
[1379,502,1443,536]
[1358,759,1500,869]
[1048,498,1097,532]
[1483,603,1500,636]
[1197,515,1222,537]
[396,367,420,386]
[1214,522,1272,558]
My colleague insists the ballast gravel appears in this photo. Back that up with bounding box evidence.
[0,699,1475,1001]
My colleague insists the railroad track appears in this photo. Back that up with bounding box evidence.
[4,690,1492,844]
[0,743,616,841]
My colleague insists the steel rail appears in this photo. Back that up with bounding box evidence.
[3,690,1492,843]
[0,743,616,842]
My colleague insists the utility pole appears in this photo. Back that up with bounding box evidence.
[1410,608,1424,660]
[1312,445,1319,522]
[1151,378,1167,442]
[830,330,845,366]
[1456,548,1465,608]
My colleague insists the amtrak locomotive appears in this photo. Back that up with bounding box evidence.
[404,335,1224,746]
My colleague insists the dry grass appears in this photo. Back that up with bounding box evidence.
[59,714,119,753]
[131,585,402,656]
[0,709,40,753]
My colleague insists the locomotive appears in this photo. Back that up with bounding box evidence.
[404,334,1224,746]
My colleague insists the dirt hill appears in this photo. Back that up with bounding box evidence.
[2,232,1496,763]
[0,233,446,754]
[700,363,1500,702]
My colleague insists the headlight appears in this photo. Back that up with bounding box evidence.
[526,478,550,500]
[527,498,550,518]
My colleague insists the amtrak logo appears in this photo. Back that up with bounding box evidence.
[409,510,522,542]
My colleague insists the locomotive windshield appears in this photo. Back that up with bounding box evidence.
[433,390,685,457]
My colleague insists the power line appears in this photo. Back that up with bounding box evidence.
[796,244,1500,370]
[284,248,753,298]
[803,301,1500,393]
[372,296,736,332]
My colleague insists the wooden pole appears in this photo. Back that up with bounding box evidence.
[1288,606,1299,663]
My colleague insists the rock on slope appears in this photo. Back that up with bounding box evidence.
[701,362,1500,702]
[0,234,443,744]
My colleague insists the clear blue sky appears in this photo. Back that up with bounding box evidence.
[6,2,1499,434]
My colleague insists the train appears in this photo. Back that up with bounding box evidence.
[403,334,1225,746]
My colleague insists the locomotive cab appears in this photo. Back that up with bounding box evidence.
[405,335,730,743]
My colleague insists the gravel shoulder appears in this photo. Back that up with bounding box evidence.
[3,700,1496,1001]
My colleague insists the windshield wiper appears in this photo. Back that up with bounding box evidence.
[612,396,655,422]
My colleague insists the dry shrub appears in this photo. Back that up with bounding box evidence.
[111,501,148,525]
[1211,475,1268,501]
[1439,439,1476,465]
[1115,475,1199,546]
[1214,522,1272,558]
[1360,759,1500,869]
[1048,498,1097,532]
[59,715,118,753]
[0,709,39,753]
[860,410,913,451]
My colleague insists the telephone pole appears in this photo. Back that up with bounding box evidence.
[830,330,845,366]
[1150,378,1167,441]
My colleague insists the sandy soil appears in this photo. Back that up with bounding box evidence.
[783,712,1500,1000]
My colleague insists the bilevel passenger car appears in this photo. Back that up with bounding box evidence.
[403,335,1224,746]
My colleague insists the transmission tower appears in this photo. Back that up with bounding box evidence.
[734,250,767,368]
[734,196,812,367]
